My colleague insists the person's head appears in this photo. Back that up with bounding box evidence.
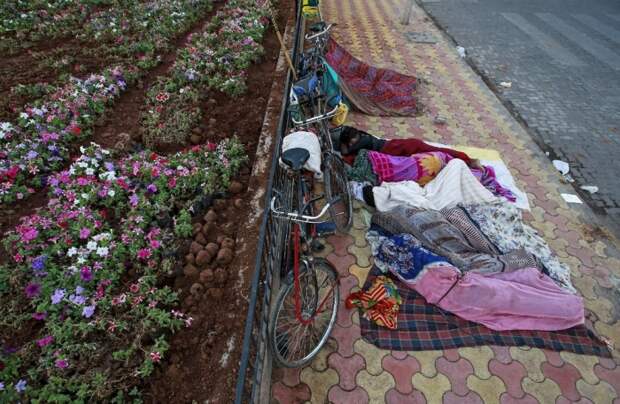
[362,185,376,207]
[339,126,360,155]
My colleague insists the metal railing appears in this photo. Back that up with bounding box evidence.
[234,1,304,402]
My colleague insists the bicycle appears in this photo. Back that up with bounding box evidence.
[268,145,340,367]
[289,21,352,233]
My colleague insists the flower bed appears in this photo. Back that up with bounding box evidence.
[142,0,270,147]
[0,138,246,401]
[0,0,216,206]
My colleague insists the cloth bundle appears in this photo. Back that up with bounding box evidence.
[366,226,584,331]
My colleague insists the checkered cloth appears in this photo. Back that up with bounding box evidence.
[359,266,611,356]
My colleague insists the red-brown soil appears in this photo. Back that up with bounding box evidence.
[142,4,292,402]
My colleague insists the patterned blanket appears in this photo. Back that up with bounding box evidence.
[325,38,418,116]
[359,266,611,356]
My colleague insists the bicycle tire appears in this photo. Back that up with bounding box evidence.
[324,153,353,233]
[269,258,339,368]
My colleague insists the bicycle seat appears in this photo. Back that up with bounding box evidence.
[309,21,327,33]
[281,148,310,171]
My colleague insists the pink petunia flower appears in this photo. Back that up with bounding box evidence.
[137,248,152,260]
[150,352,161,362]
[37,335,54,347]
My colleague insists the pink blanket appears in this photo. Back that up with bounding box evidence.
[415,265,584,331]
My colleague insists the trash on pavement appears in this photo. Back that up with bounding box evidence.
[456,46,466,58]
[434,115,447,125]
[561,193,583,204]
[580,185,599,194]
[553,160,569,175]
[499,81,512,88]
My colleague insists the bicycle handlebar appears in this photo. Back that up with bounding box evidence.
[270,196,331,223]
[305,23,333,41]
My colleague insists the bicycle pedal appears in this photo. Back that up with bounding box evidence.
[311,239,325,252]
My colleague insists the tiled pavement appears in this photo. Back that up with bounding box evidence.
[271,0,620,402]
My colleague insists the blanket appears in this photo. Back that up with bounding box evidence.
[359,266,611,356]
[325,38,418,116]
[372,206,542,277]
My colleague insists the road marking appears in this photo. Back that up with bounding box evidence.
[573,14,620,45]
[500,12,585,67]
[537,13,620,70]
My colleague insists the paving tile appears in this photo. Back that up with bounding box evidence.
[390,350,409,360]
[489,359,527,399]
[543,350,565,368]
[347,243,372,267]
[408,350,443,378]
[490,346,513,365]
[593,365,620,399]
[467,374,507,403]
[559,352,600,385]
[509,347,546,382]
[353,338,388,375]
[328,385,369,404]
[444,391,484,404]
[412,372,452,404]
[576,379,618,404]
[382,354,421,394]
[331,323,361,358]
[327,234,355,257]
[437,356,474,396]
[348,264,371,288]
[522,376,561,403]
[271,381,311,404]
[384,388,426,404]
[328,352,365,391]
[556,397,594,404]
[326,253,356,278]
[541,362,581,401]
[356,370,395,403]
[300,366,338,404]
[443,349,460,362]
[499,392,539,404]
[458,346,494,379]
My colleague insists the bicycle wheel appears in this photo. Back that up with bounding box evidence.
[269,258,339,368]
[324,153,352,233]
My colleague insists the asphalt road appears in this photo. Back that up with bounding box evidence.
[417,0,620,235]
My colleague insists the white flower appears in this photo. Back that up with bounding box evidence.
[80,193,89,200]
[86,241,97,251]
[96,247,109,257]
[85,168,95,176]
[108,189,115,197]
[19,112,29,119]
[67,247,78,257]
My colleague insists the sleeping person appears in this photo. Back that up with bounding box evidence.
[338,126,479,167]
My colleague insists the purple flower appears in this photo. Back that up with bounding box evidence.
[75,286,84,295]
[55,359,68,369]
[32,312,47,320]
[69,294,86,306]
[51,288,66,304]
[37,335,53,347]
[79,228,91,239]
[147,184,157,193]
[104,162,115,171]
[0,381,4,390]
[24,283,41,299]
[32,255,47,271]
[80,267,93,282]
[82,305,95,318]
[26,150,38,160]
[15,379,26,393]
[129,193,139,207]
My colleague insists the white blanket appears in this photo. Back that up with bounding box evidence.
[373,159,499,212]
